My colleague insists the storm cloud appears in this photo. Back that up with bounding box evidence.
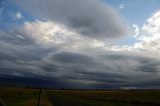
[0,0,160,89]
[1,46,160,89]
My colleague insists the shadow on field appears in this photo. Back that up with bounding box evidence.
[46,90,160,106]
[47,94,84,106]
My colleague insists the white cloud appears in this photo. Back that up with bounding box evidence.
[15,0,128,39]
[13,11,23,19]
[119,4,125,9]
[15,9,160,59]
[93,10,160,56]
[133,24,140,38]
[141,10,160,41]
[135,10,160,51]
[66,79,106,85]
[120,87,137,90]
[19,20,74,46]
[97,10,160,57]
[14,15,160,58]
[16,20,109,50]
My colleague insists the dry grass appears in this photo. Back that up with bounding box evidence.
[0,86,52,106]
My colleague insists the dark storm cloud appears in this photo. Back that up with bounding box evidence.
[51,52,95,65]
[0,30,160,88]
[104,53,160,75]
[0,40,160,89]
[0,30,58,76]
[137,59,160,73]
[65,71,128,84]
[15,0,128,39]
[34,51,160,88]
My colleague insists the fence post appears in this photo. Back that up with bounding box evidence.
[37,88,42,106]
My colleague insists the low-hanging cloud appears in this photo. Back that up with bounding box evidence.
[1,29,160,88]
[15,0,128,39]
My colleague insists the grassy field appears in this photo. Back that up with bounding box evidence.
[0,86,52,106]
[0,86,160,106]
[47,90,160,106]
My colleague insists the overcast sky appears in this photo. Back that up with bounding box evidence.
[0,0,160,89]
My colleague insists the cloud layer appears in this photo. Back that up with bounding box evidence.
[0,1,160,89]
[15,0,128,39]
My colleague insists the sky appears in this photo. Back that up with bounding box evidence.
[0,0,160,89]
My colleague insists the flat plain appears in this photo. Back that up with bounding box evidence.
[0,86,160,106]
[0,86,52,106]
